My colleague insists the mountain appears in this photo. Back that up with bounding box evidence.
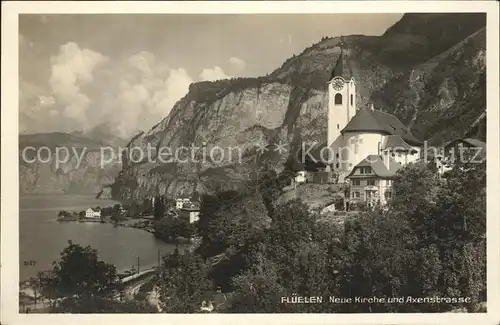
[71,122,133,148]
[19,132,122,194]
[19,132,107,150]
[109,13,486,201]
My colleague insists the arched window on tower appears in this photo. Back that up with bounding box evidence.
[334,93,342,105]
[350,94,353,106]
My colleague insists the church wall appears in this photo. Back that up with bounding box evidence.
[343,132,384,170]
[348,79,356,119]
[327,82,349,148]
[329,136,346,170]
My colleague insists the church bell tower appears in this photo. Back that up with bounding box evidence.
[327,36,356,170]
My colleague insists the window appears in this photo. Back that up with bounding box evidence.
[367,180,375,186]
[385,191,392,199]
[355,191,361,198]
[352,179,360,186]
[360,167,371,174]
[350,94,353,106]
[337,124,339,130]
[335,153,339,159]
[334,93,342,105]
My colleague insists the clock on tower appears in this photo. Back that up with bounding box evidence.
[332,78,344,91]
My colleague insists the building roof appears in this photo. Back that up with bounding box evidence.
[445,137,486,150]
[341,107,422,146]
[347,154,402,179]
[381,135,416,152]
[180,202,200,211]
[330,47,353,81]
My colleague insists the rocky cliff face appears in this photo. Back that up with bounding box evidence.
[19,132,122,194]
[113,13,486,201]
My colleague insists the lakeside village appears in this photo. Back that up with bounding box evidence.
[57,193,201,243]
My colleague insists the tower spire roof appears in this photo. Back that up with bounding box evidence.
[330,36,353,81]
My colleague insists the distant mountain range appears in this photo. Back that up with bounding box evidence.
[19,128,126,195]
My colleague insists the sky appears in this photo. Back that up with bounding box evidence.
[19,13,403,137]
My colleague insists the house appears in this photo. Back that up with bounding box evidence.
[295,171,307,184]
[179,202,200,224]
[419,137,486,175]
[85,208,101,219]
[346,154,401,207]
[444,137,486,162]
[300,37,422,185]
[419,147,452,175]
[175,197,191,210]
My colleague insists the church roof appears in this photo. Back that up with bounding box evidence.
[330,44,352,81]
[381,135,416,152]
[341,107,422,146]
[347,154,402,179]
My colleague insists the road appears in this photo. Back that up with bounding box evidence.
[123,274,155,300]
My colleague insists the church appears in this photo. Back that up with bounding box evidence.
[301,38,422,206]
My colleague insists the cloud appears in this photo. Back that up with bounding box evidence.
[49,42,108,123]
[37,95,56,107]
[228,57,246,72]
[151,68,192,116]
[199,66,231,81]
[128,51,156,77]
[20,43,242,138]
[100,53,193,137]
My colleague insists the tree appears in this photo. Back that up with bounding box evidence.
[340,209,417,312]
[227,256,288,313]
[142,198,153,215]
[158,249,213,312]
[154,196,165,220]
[335,160,486,312]
[41,241,122,312]
[268,199,316,253]
[196,191,242,258]
[112,204,121,213]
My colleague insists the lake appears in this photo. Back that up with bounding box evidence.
[19,194,180,282]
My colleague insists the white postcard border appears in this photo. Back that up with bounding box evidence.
[2,1,499,325]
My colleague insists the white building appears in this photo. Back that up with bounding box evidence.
[295,171,307,184]
[176,197,191,210]
[179,202,201,224]
[85,208,101,219]
[346,154,399,207]
[326,39,422,184]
